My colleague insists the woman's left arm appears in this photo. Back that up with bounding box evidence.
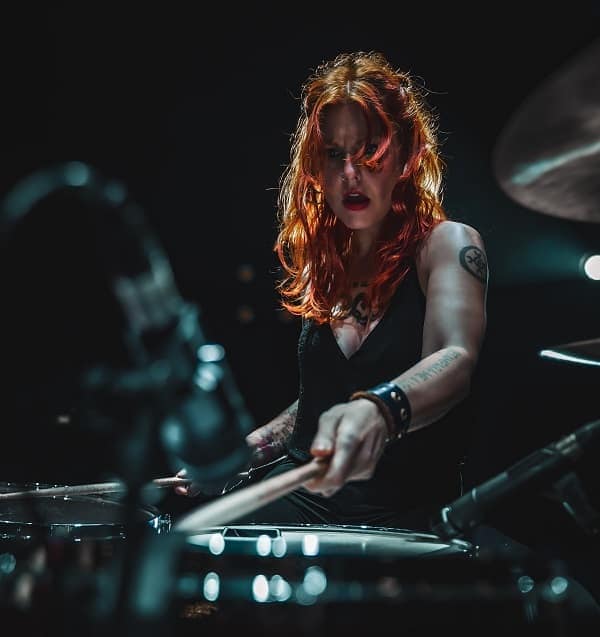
[396,220,488,431]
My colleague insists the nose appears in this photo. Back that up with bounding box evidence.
[342,154,360,182]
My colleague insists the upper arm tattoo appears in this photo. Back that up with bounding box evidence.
[459,245,488,284]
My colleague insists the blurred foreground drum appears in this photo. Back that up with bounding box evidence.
[0,482,170,541]
[0,482,170,634]
[172,524,542,636]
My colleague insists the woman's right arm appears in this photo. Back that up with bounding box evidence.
[245,399,298,466]
[175,400,298,496]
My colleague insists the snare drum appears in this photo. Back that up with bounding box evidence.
[173,524,533,636]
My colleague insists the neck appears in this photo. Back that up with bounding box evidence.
[353,230,377,258]
[349,248,377,283]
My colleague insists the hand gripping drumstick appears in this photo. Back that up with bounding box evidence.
[173,457,329,533]
[0,476,193,500]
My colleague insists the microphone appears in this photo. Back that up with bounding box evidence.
[1,161,253,489]
[432,418,600,540]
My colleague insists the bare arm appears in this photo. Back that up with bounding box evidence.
[394,220,488,431]
[175,400,298,496]
[307,220,488,495]
[245,399,298,465]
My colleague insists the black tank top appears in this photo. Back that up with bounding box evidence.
[288,265,474,514]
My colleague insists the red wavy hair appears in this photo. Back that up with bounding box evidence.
[275,51,447,323]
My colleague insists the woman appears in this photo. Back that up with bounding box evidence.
[178,50,488,531]
[173,52,600,630]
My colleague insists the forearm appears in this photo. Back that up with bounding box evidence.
[392,346,475,432]
[245,399,298,465]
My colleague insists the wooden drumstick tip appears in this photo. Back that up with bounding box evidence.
[0,476,193,500]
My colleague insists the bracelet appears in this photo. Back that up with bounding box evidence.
[349,390,396,440]
[350,382,412,441]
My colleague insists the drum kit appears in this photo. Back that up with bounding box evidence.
[1,38,600,637]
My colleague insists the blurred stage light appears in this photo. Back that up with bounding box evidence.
[581,254,600,281]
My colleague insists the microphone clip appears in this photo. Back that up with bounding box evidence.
[545,471,600,537]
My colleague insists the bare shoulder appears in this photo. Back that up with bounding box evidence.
[425,220,484,251]
[416,220,488,286]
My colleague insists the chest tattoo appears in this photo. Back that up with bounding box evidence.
[349,292,370,326]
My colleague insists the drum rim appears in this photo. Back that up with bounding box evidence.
[183,522,473,551]
[0,481,63,492]
[0,492,162,528]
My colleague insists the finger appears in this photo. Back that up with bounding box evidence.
[303,479,335,494]
[305,425,361,495]
[174,468,189,495]
[302,476,321,491]
[324,425,361,485]
[310,409,341,457]
[351,431,385,480]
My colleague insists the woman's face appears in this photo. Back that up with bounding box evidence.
[320,102,403,244]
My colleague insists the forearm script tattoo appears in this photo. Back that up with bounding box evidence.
[399,349,461,391]
[459,245,488,284]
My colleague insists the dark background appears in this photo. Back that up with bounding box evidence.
[0,6,599,554]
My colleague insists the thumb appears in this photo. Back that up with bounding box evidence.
[174,468,190,495]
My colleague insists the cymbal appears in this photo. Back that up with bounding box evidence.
[539,337,600,367]
[492,38,600,223]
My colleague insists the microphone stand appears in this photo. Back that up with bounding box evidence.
[430,419,600,632]
[431,418,600,541]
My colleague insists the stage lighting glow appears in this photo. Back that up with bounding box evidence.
[203,572,220,601]
[252,574,269,602]
[582,254,600,280]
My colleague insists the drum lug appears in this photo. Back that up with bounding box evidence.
[157,514,172,534]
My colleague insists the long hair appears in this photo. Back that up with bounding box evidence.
[275,51,447,323]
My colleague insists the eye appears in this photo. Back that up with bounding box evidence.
[364,142,379,158]
[326,147,343,160]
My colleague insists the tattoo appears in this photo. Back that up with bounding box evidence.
[459,245,487,284]
[399,350,461,391]
[248,402,297,466]
[345,289,380,327]
[349,292,370,326]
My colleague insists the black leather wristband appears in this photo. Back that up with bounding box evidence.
[362,382,411,439]
[349,390,396,440]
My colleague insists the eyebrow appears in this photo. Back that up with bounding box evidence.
[323,139,376,152]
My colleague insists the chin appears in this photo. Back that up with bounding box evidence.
[335,213,366,228]
[341,217,380,232]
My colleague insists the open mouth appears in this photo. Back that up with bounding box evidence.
[343,192,370,210]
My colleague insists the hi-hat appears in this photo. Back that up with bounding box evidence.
[493,38,600,223]
[539,337,600,367]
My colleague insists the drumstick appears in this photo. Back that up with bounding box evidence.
[173,457,329,533]
[0,476,192,500]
